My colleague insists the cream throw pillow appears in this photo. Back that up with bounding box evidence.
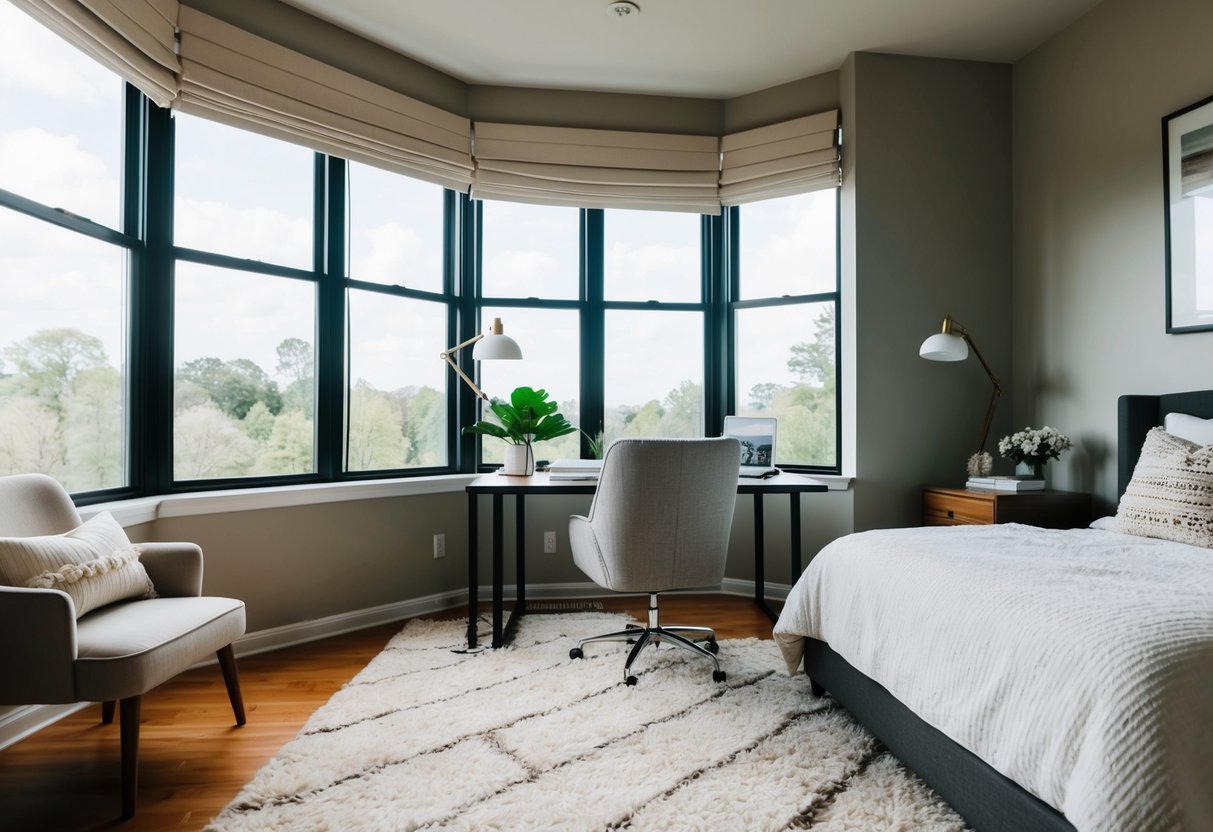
[0,512,155,616]
[1115,427,1213,548]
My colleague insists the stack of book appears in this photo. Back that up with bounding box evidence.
[966,476,1046,492]
[546,459,602,481]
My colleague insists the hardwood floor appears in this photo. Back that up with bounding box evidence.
[0,594,777,831]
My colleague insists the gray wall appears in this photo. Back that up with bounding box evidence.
[846,53,1014,531]
[1012,0,1213,514]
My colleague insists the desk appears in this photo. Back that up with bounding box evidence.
[465,471,827,649]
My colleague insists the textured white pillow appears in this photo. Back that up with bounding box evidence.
[0,512,155,617]
[1115,428,1213,548]
[1164,412,1213,447]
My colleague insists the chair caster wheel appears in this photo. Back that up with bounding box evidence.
[712,670,726,683]
[569,647,583,660]
[705,640,719,654]
[625,675,638,686]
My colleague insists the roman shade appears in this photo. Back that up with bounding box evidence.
[175,7,474,190]
[11,0,179,107]
[472,122,722,214]
[720,110,840,205]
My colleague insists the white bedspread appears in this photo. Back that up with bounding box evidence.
[773,523,1213,832]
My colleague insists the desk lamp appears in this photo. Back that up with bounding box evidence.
[440,317,522,400]
[919,315,1001,476]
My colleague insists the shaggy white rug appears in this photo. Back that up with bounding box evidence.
[207,613,967,831]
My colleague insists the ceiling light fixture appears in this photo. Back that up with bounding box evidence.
[606,1,641,18]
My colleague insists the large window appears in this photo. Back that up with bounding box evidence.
[733,191,838,468]
[0,3,130,495]
[2,5,841,498]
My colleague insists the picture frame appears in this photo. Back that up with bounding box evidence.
[1163,93,1213,333]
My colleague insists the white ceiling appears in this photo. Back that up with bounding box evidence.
[279,0,1104,99]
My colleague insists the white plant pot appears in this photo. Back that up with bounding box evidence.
[502,443,535,476]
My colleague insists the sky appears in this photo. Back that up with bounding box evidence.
[0,1,840,414]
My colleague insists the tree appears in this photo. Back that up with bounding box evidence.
[241,400,276,442]
[2,328,108,418]
[276,338,314,415]
[787,306,835,390]
[0,398,62,477]
[177,357,283,420]
[254,410,314,475]
[62,365,123,491]
[400,385,445,466]
[348,381,406,470]
[747,382,781,411]
[173,402,257,479]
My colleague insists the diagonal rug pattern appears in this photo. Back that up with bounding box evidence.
[207,613,967,831]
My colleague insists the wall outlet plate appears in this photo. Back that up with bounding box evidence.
[433,533,446,558]
[543,531,557,553]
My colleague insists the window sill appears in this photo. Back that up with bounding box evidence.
[84,472,852,528]
[83,475,479,527]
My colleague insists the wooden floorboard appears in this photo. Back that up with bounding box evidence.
[0,594,776,831]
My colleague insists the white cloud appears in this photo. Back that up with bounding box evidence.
[0,5,112,101]
[0,128,118,223]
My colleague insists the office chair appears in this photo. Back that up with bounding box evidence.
[567,437,740,685]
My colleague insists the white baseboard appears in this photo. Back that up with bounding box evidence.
[0,578,791,750]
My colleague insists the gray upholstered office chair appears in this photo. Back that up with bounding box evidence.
[0,474,246,819]
[567,437,740,685]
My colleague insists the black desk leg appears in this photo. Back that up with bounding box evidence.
[467,492,478,649]
[790,492,802,578]
[492,493,504,648]
[753,493,779,622]
[499,494,526,647]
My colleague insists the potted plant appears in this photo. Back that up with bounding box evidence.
[463,386,577,475]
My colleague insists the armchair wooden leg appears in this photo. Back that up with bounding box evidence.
[217,644,246,726]
[119,695,140,819]
[101,700,115,725]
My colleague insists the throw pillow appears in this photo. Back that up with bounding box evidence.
[0,512,155,617]
[1115,427,1213,548]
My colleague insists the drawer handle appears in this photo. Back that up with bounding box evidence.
[946,510,954,518]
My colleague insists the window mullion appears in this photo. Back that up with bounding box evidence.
[581,209,604,457]
[317,155,346,480]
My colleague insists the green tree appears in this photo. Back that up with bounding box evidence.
[177,357,283,420]
[241,400,276,442]
[0,398,62,477]
[276,338,314,415]
[62,365,123,491]
[400,385,446,466]
[661,380,703,437]
[173,402,257,479]
[747,382,781,411]
[348,381,407,470]
[788,306,835,390]
[254,410,314,475]
[2,328,108,418]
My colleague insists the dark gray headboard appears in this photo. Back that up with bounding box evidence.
[1118,390,1213,497]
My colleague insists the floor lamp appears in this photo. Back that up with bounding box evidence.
[440,317,522,401]
[919,315,1002,476]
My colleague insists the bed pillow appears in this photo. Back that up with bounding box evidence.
[0,512,155,617]
[1115,427,1213,548]
[1164,412,1213,447]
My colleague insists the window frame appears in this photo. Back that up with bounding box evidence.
[6,80,842,503]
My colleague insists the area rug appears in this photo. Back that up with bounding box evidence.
[207,613,966,831]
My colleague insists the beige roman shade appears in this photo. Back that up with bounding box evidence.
[11,0,179,107]
[472,122,722,213]
[175,7,473,190]
[720,110,840,205]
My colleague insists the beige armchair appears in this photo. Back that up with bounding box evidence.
[567,437,740,685]
[0,474,246,819]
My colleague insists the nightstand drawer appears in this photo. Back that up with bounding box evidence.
[922,486,1092,529]
[923,490,995,525]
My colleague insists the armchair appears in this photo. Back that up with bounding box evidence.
[0,474,246,819]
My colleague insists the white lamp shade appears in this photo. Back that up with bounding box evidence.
[919,332,968,362]
[472,332,522,360]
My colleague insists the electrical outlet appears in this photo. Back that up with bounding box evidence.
[433,533,446,559]
[543,531,557,553]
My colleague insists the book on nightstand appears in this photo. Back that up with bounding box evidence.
[966,476,1046,492]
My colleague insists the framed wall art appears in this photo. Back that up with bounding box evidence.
[1163,93,1213,333]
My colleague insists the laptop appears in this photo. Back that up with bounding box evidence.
[723,416,779,478]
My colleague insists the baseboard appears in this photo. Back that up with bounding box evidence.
[0,702,90,752]
[0,578,792,750]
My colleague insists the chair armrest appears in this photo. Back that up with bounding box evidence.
[0,586,77,703]
[139,542,203,597]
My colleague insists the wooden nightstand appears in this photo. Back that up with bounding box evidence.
[922,486,1092,529]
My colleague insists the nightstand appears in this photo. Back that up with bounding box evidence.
[922,486,1092,529]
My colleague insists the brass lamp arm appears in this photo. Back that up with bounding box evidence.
[951,322,1003,454]
[440,333,488,401]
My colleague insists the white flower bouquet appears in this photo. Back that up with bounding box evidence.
[997,425,1073,471]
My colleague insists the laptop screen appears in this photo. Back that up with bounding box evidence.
[723,416,777,471]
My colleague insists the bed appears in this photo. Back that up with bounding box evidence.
[773,390,1213,832]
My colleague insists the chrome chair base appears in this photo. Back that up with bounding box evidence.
[569,594,726,685]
